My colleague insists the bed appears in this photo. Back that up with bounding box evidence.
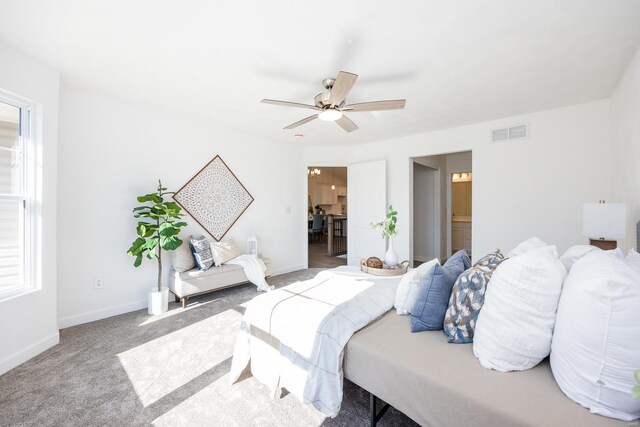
[230,266,631,426]
[344,311,628,427]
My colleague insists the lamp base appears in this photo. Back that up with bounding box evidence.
[589,239,617,250]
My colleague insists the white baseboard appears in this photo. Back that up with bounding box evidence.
[270,264,307,276]
[57,264,309,329]
[58,299,147,329]
[0,332,59,376]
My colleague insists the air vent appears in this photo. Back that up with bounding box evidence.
[492,128,509,142]
[491,123,529,143]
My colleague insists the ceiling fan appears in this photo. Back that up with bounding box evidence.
[261,71,406,133]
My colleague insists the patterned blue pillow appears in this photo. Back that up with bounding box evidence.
[190,235,214,270]
[410,250,471,332]
[443,250,505,343]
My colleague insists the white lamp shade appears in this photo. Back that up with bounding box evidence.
[582,203,626,240]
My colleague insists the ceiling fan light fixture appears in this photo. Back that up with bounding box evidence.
[263,71,405,133]
[318,109,343,122]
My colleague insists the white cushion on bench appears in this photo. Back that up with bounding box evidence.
[169,257,271,298]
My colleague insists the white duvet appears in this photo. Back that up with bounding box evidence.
[229,266,401,417]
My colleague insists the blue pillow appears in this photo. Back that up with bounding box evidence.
[411,250,470,332]
[443,250,506,343]
[190,236,214,270]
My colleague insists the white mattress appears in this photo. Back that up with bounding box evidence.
[344,312,630,427]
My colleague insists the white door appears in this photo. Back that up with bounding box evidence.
[347,160,387,265]
[413,164,439,261]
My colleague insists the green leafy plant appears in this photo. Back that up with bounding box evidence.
[633,370,640,399]
[371,205,398,238]
[127,180,187,292]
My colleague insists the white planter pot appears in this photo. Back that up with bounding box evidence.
[148,287,169,315]
[384,237,399,267]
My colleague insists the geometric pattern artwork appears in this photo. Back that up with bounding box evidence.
[173,155,254,241]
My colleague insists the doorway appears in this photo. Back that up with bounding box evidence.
[307,166,348,268]
[412,150,472,265]
[451,172,472,257]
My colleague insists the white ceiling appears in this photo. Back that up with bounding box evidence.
[0,0,639,146]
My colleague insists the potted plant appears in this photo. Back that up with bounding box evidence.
[127,180,187,315]
[633,370,640,399]
[371,205,399,267]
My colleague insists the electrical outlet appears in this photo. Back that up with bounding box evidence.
[94,278,104,289]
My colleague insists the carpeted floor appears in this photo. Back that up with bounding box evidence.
[0,269,417,427]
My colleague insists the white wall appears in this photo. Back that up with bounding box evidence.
[0,41,59,374]
[611,45,640,252]
[305,99,613,263]
[57,82,305,328]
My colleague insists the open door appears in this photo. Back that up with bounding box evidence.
[347,160,386,265]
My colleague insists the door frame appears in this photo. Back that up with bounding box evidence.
[302,161,350,269]
[409,149,474,264]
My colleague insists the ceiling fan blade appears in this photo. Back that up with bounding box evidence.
[335,115,358,133]
[284,114,318,129]
[261,99,320,110]
[342,99,406,112]
[328,71,358,107]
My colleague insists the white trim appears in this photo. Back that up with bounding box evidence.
[0,91,38,301]
[0,332,59,376]
[270,264,307,277]
[57,299,147,329]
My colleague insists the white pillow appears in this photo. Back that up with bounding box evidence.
[394,258,439,315]
[507,237,548,258]
[559,245,599,273]
[627,248,640,270]
[551,250,640,421]
[210,239,241,266]
[473,245,566,372]
[172,234,196,272]
[560,245,625,272]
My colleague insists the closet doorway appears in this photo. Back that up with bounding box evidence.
[412,150,472,265]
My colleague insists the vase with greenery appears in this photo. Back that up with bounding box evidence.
[127,180,187,314]
[633,370,640,399]
[371,205,399,267]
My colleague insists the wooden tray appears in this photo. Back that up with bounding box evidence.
[360,260,410,276]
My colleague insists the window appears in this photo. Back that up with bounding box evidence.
[0,94,34,299]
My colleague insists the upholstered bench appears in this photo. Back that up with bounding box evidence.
[169,258,272,308]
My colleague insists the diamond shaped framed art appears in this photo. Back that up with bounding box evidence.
[173,155,254,241]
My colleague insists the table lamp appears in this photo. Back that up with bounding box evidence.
[582,201,626,250]
[247,234,258,257]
